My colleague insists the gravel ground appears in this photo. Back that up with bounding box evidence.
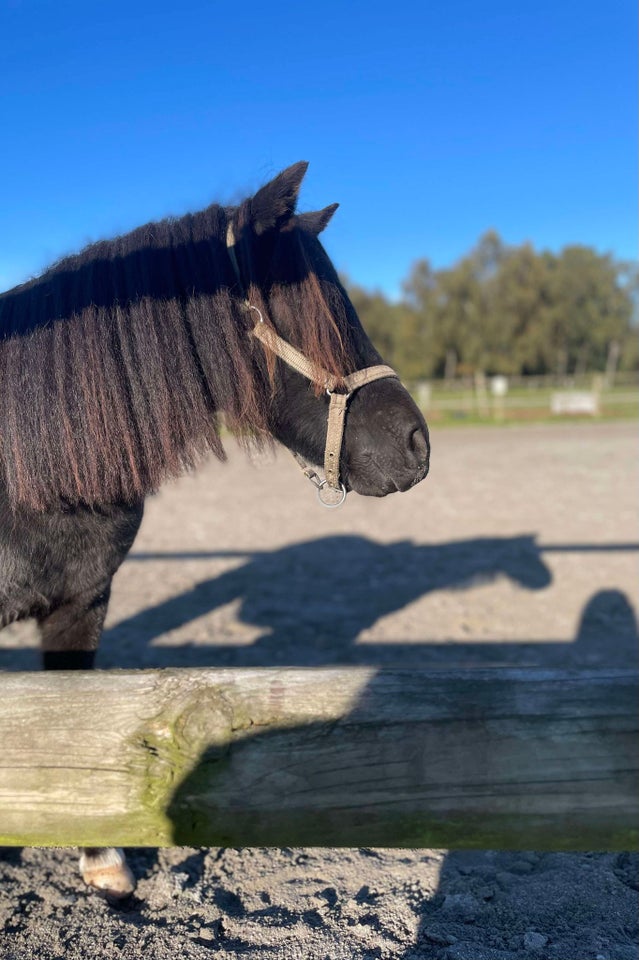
[1,420,637,960]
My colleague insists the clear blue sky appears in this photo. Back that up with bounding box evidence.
[1,0,635,298]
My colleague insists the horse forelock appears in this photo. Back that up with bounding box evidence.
[232,205,358,393]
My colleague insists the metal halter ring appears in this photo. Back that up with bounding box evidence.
[317,479,347,508]
[248,304,264,323]
[325,382,352,398]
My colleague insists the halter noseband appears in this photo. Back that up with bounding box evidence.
[226,222,399,507]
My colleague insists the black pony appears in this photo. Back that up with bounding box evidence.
[0,162,429,894]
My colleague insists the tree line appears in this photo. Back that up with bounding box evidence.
[346,231,638,381]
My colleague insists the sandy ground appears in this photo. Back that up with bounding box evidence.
[1,420,637,960]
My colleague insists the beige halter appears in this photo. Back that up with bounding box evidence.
[226,223,399,507]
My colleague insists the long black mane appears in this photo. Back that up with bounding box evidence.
[0,172,354,511]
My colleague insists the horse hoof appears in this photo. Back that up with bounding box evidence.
[79,848,136,898]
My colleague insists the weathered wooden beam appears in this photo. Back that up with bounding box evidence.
[0,668,637,850]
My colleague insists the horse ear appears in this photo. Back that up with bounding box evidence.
[297,203,339,235]
[249,161,309,235]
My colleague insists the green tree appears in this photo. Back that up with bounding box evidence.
[546,247,635,374]
[347,237,637,381]
[346,280,399,365]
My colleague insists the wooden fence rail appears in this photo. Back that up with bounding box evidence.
[0,667,637,850]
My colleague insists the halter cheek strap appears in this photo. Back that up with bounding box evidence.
[252,316,397,501]
[226,222,399,506]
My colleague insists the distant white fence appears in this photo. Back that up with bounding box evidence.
[550,391,600,416]
[412,372,638,419]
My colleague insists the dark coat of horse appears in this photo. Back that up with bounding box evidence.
[0,162,429,894]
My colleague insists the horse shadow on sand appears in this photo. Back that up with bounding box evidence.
[102,532,637,957]
[98,532,637,670]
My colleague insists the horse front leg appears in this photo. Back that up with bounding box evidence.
[38,586,136,899]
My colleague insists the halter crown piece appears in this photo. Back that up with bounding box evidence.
[226,221,399,507]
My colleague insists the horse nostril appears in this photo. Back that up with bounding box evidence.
[409,425,429,463]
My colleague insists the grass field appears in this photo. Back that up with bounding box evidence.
[413,376,638,426]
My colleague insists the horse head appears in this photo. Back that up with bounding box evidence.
[227,162,430,499]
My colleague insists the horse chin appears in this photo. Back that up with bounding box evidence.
[345,461,429,498]
[345,477,396,498]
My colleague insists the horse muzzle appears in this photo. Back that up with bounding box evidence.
[342,385,430,498]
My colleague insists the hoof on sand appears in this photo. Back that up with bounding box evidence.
[79,848,136,899]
